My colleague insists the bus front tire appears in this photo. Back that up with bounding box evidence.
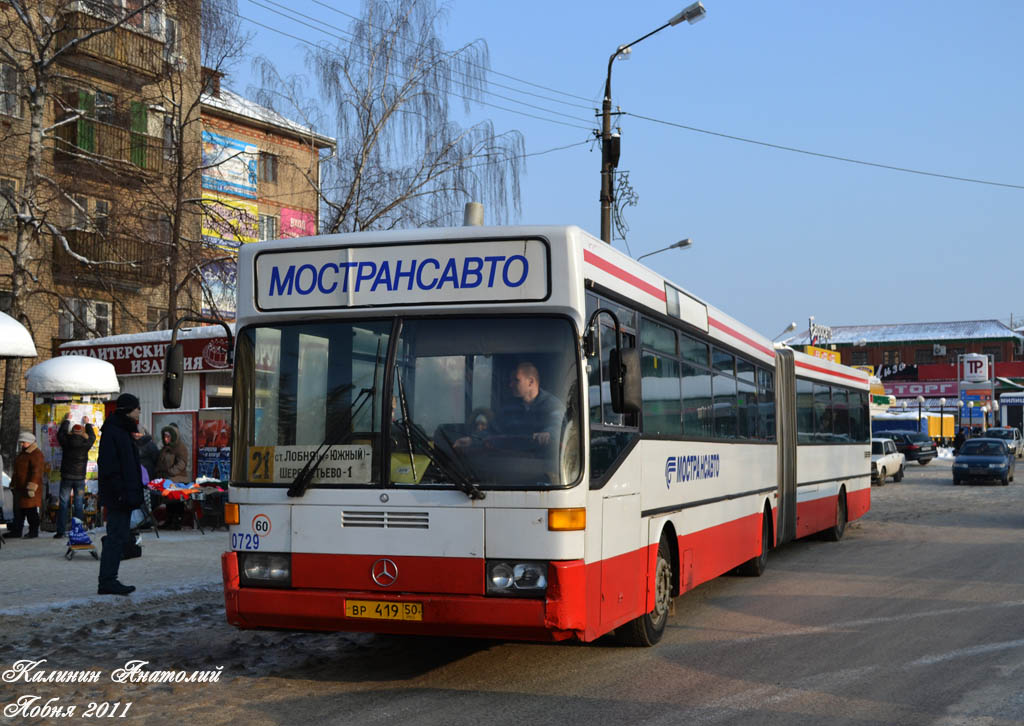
[617,534,673,647]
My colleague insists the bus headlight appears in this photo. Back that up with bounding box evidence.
[239,552,291,588]
[486,560,548,597]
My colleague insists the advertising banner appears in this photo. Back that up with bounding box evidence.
[886,381,958,398]
[280,208,316,238]
[202,193,259,249]
[201,130,258,198]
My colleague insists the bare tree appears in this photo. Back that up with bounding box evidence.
[0,0,160,465]
[254,0,524,233]
[129,0,252,328]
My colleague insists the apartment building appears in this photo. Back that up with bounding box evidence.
[199,69,335,318]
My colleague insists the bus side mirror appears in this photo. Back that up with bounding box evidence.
[610,347,642,415]
[162,342,184,408]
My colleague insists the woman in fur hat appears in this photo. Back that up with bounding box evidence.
[9,431,45,538]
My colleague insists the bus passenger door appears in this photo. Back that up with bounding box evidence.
[600,490,642,628]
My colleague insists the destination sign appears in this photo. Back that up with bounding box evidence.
[255,239,550,310]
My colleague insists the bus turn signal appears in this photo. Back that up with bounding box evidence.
[548,508,586,531]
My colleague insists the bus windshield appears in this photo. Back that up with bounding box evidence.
[235,316,582,490]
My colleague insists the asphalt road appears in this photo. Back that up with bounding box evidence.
[3,458,1024,726]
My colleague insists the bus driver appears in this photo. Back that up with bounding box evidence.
[455,362,562,450]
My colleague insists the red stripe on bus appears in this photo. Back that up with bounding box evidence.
[583,250,667,301]
[795,359,869,384]
[708,317,775,358]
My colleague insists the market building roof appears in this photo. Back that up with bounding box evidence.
[791,320,1024,346]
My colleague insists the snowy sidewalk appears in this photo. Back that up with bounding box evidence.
[0,527,227,615]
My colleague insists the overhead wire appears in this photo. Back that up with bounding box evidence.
[624,112,1024,191]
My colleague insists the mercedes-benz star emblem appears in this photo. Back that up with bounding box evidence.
[371,558,398,587]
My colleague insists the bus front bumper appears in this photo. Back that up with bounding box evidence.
[221,552,589,642]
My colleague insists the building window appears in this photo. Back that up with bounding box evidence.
[914,349,932,364]
[259,152,278,183]
[882,350,900,366]
[162,114,176,160]
[850,349,868,366]
[258,213,278,241]
[147,306,167,331]
[59,298,111,339]
[0,290,12,314]
[983,346,1002,363]
[0,63,19,118]
[0,178,16,229]
[95,91,116,123]
[164,17,178,61]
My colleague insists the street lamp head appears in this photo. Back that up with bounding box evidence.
[916,395,925,404]
[669,1,707,26]
[940,398,947,406]
[671,238,693,251]
[957,400,964,409]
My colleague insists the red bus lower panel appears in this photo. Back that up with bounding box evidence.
[222,552,588,642]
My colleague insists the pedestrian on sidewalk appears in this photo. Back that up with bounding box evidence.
[55,413,96,538]
[9,432,44,538]
[154,423,188,529]
[97,393,144,596]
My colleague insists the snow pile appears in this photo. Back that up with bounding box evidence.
[938,447,955,460]
[25,355,119,394]
[0,311,36,357]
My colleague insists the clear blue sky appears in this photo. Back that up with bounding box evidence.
[229,0,1024,339]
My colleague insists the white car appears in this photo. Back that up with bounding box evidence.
[982,427,1024,458]
[871,437,905,485]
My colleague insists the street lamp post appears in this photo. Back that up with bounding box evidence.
[968,401,975,434]
[992,400,1000,428]
[939,397,946,445]
[956,399,964,436]
[600,2,706,243]
[637,238,692,261]
[916,395,925,432]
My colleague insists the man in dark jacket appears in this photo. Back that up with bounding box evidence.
[97,393,144,596]
[55,414,96,537]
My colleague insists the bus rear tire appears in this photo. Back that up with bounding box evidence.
[737,508,770,577]
[617,533,672,647]
[823,489,847,542]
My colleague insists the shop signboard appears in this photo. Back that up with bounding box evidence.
[962,353,989,382]
[886,381,958,398]
[803,345,840,363]
[280,208,316,238]
[64,336,231,376]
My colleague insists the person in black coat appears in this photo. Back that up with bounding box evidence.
[55,415,96,537]
[97,393,144,596]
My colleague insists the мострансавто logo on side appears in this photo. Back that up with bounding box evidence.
[665,454,721,488]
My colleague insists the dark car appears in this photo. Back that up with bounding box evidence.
[873,430,936,465]
[952,438,1016,486]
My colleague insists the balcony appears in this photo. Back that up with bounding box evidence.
[54,116,164,175]
[56,10,166,84]
[53,229,165,287]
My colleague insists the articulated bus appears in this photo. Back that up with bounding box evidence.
[212,224,871,646]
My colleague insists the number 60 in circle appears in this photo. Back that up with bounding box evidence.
[252,514,272,537]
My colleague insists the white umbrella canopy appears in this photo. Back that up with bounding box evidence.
[25,355,119,395]
[0,311,37,357]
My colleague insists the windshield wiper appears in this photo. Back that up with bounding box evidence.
[286,382,369,498]
[394,369,485,501]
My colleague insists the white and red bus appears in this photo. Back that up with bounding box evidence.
[210,224,870,646]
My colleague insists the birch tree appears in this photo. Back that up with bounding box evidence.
[254,0,524,232]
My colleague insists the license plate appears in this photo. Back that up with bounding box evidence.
[345,599,423,621]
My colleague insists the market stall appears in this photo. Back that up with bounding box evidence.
[25,355,119,528]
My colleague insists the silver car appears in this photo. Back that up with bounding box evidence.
[984,427,1024,458]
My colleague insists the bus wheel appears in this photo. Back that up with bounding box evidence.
[617,533,673,647]
[737,509,770,577]
[823,489,847,542]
